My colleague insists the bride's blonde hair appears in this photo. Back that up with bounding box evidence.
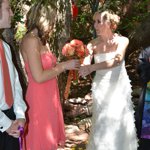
[93,10,120,31]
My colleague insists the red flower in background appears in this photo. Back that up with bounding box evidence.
[72,4,78,19]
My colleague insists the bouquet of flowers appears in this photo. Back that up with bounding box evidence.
[62,39,88,59]
[62,39,89,100]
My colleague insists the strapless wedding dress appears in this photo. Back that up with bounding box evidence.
[87,52,138,150]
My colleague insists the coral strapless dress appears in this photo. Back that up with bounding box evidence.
[24,51,65,150]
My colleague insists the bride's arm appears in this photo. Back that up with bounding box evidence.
[79,36,129,77]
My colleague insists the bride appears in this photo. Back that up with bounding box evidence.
[79,10,138,150]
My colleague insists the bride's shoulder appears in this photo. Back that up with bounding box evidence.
[114,34,129,44]
[86,38,100,55]
[87,38,100,47]
[91,37,100,44]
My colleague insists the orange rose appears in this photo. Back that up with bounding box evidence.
[70,39,83,47]
[62,43,75,57]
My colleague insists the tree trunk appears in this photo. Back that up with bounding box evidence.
[56,0,72,103]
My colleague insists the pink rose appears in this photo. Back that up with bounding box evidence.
[62,43,75,57]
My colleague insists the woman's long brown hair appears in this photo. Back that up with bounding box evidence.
[26,1,56,45]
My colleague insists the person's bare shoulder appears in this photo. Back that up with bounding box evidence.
[87,38,100,55]
[22,33,39,46]
[87,38,100,49]
[89,38,100,45]
[115,34,129,45]
[21,33,40,51]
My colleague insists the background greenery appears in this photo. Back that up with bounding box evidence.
[5,0,150,99]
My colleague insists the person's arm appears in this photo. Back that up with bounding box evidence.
[13,67,26,122]
[79,36,129,77]
[3,42,27,123]
[91,36,129,71]
[0,42,26,134]
[0,111,21,138]
[0,110,12,132]
[21,36,80,83]
[5,68,26,138]
[0,111,23,137]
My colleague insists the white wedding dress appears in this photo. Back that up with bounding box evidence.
[87,52,138,150]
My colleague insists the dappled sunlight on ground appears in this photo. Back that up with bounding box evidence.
[57,124,89,150]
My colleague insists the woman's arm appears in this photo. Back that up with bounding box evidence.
[21,36,80,83]
[79,36,129,77]
[92,36,129,70]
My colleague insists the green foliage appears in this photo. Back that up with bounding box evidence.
[10,0,150,52]
[49,0,68,56]
[101,0,125,12]
[49,19,64,56]
[11,0,58,24]
[70,0,150,42]
[14,23,27,42]
[11,0,30,24]
[119,0,150,34]
[71,0,93,44]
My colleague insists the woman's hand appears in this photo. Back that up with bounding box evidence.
[62,59,80,70]
[79,65,92,77]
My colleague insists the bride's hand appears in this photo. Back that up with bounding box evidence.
[79,65,91,77]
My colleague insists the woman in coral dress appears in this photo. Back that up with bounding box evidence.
[20,2,80,150]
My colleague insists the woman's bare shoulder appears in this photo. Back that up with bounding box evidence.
[87,38,100,47]
[22,33,40,44]
[21,33,41,53]
[115,34,129,44]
